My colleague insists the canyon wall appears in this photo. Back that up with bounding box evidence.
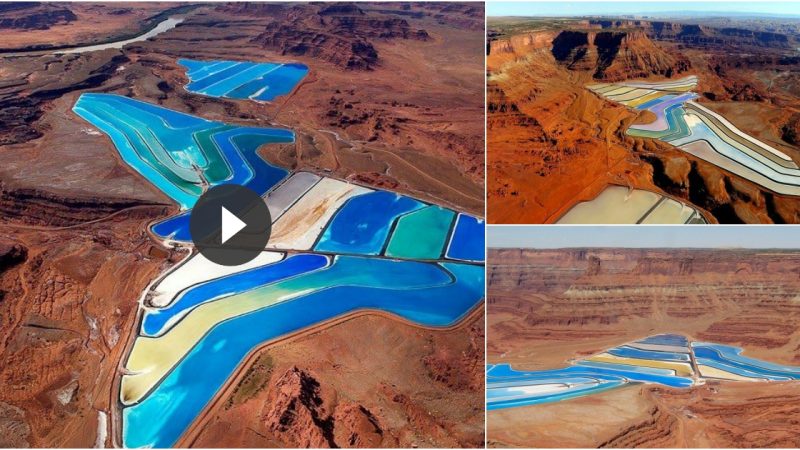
[488,247,800,366]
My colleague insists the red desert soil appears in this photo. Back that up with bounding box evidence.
[487,247,800,447]
[184,312,485,449]
[0,3,485,447]
[489,381,800,448]
[486,18,800,224]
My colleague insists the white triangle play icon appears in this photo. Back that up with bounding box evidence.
[221,206,247,244]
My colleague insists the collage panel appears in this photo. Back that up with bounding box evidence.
[5,0,800,449]
[487,1,800,224]
[0,2,485,449]
[486,226,800,447]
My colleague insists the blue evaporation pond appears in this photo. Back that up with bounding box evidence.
[150,129,292,242]
[73,94,213,209]
[673,119,800,186]
[85,93,212,129]
[693,344,800,380]
[314,191,424,255]
[487,363,533,379]
[635,94,676,110]
[574,362,692,387]
[151,213,191,241]
[123,257,484,448]
[637,334,688,347]
[74,93,293,220]
[445,214,485,262]
[179,59,309,102]
[212,128,291,195]
[660,103,685,133]
[608,346,691,362]
[488,337,800,411]
[78,105,293,242]
[141,254,329,336]
[487,381,625,410]
[488,359,690,392]
[489,376,600,389]
[485,364,632,410]
[488,364,631,384]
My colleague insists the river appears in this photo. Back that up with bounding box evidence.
[2,17,182,57]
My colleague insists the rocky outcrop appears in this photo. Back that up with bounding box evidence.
[598,404,678,448]
[213,2,286,17]
[719,27,789,47]
[782,113,800,146]
[423,322,484,391]
[550,29,691,80]
[0,183,160,227]
[252,23,379,70]
[327,17,429,40]
[589,19,793,49]
[551,31,591,67]
[0,241,27,274]
[0,3,76,30]
[653,383,800,447]
[486,85,545,133]
[0,53,129,145]
[262,367,386,448]
[0,239,27,304]
[0,201,168,447]
[263,367,334,447]
[226,2,428,70]
[319,3,364,16]
[331,403,384,447]
[488,30,557,56]
[0,401,31,448]
[405,2,484,31]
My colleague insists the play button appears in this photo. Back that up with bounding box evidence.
[189,184,271,266]
[221,207,246,244]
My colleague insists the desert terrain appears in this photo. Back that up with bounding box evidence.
[487,14,800,223]
[0,2,485,447]
[487,247,800,447]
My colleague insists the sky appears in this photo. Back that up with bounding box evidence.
[488,226,800,249]
[487,1,800,17]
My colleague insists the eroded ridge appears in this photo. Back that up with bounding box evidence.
[73,81,485,448]
[588,75,800,196]
[487,334,800,411]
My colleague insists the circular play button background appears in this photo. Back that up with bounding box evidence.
[189,184,271,266]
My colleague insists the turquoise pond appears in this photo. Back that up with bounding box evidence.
[314,191,424,255]
[73,93,291,206]
[124,257,484,448]
[179,59,308,101]
[73,93,292,240]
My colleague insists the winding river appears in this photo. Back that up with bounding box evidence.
[1,17,182,57]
